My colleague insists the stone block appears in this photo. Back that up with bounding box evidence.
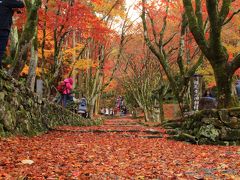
[199,97,217,110]
[198,124,220,141]
[0,92,5,101]
[218,109,229,122]
[220,127,240,140]
[227,117,240,129]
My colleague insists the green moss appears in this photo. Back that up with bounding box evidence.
[0,124,5,136]
[0,71,93,137]
[197,124,220,141]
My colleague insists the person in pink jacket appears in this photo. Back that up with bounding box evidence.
[62,77,73,107]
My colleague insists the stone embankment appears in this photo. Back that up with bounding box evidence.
[165,108,240,145]
[0,71,96,136]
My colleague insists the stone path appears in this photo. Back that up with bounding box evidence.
[0,117,240,179]
[54,117,165,139]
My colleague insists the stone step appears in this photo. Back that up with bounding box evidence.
[121,134,163,139]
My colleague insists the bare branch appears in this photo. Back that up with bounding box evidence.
[100,0,121,21]
[223,9,240,25]
[159,0,170,47]
[163,33,177,47]
[230,53,240,74]
[183,0,209,56]
[148,13,159,46]
[219,0,231,24]
[141,0,162,60]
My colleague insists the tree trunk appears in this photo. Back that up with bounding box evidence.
[89,96,97,119]
[71,31,77,89]
[27,27,38,91]
[159,96,165,123]
[143,107,151,122]
[94,94,100,115]
[9,26,18,62]
[213,64,233,108]
[10,1,41,79]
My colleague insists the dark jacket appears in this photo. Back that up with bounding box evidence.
[0,0,25,30]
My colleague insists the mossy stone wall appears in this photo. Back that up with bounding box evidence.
[0,71,89,136]
[171,108,240,145]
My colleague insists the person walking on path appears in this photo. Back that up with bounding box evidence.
[0,0,25,69]
[62,77,73,108]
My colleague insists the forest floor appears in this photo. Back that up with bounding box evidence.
[0,117,240,179]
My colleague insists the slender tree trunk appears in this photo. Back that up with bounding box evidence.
[27,27,38,91]
[9,25,18,62]
[40,0,48,83]
[89,96,97,119]
[71,31,77,89]
[159,95,164,123]
[143,107,151,122]
[94,94,100,115]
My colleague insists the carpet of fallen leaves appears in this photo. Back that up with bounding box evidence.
[1,117,240,179]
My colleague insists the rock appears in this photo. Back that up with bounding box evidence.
[228,107,240,117]
[0,92,5,101]
[12,97,19,106]
[21,159,34,165]
[202,117,215,124]
[166,129,179,135]
[4,83,14,92]
[198,137,212,145]
[3,110,16,131]
[202,117,224,128]
[220,127,240,141]
[228,117,240,129]
[197,124,220,141]
[0,124,5,136]
[218,109,229,123]
[198,97,217,110]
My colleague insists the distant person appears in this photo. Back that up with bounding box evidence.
[100,108,105,115]
[199,89,217,110]
[78,96,87,118]
[0,0,25,69]
[121,106,127,116]
[105,107,109,116]
[120,96,124,108]
[116,96,121,110]
[203,89,213,98]
[61,78,73,107]
[110,108,114,116]
[236,80,240,99]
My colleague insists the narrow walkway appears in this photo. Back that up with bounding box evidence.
[0,117,240,179]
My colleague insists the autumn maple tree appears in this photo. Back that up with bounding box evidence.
[141,0,204,112]
[3,0,240,113]
[121,47,168,122]
[60,0,127,117]
[183,0,240,108]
